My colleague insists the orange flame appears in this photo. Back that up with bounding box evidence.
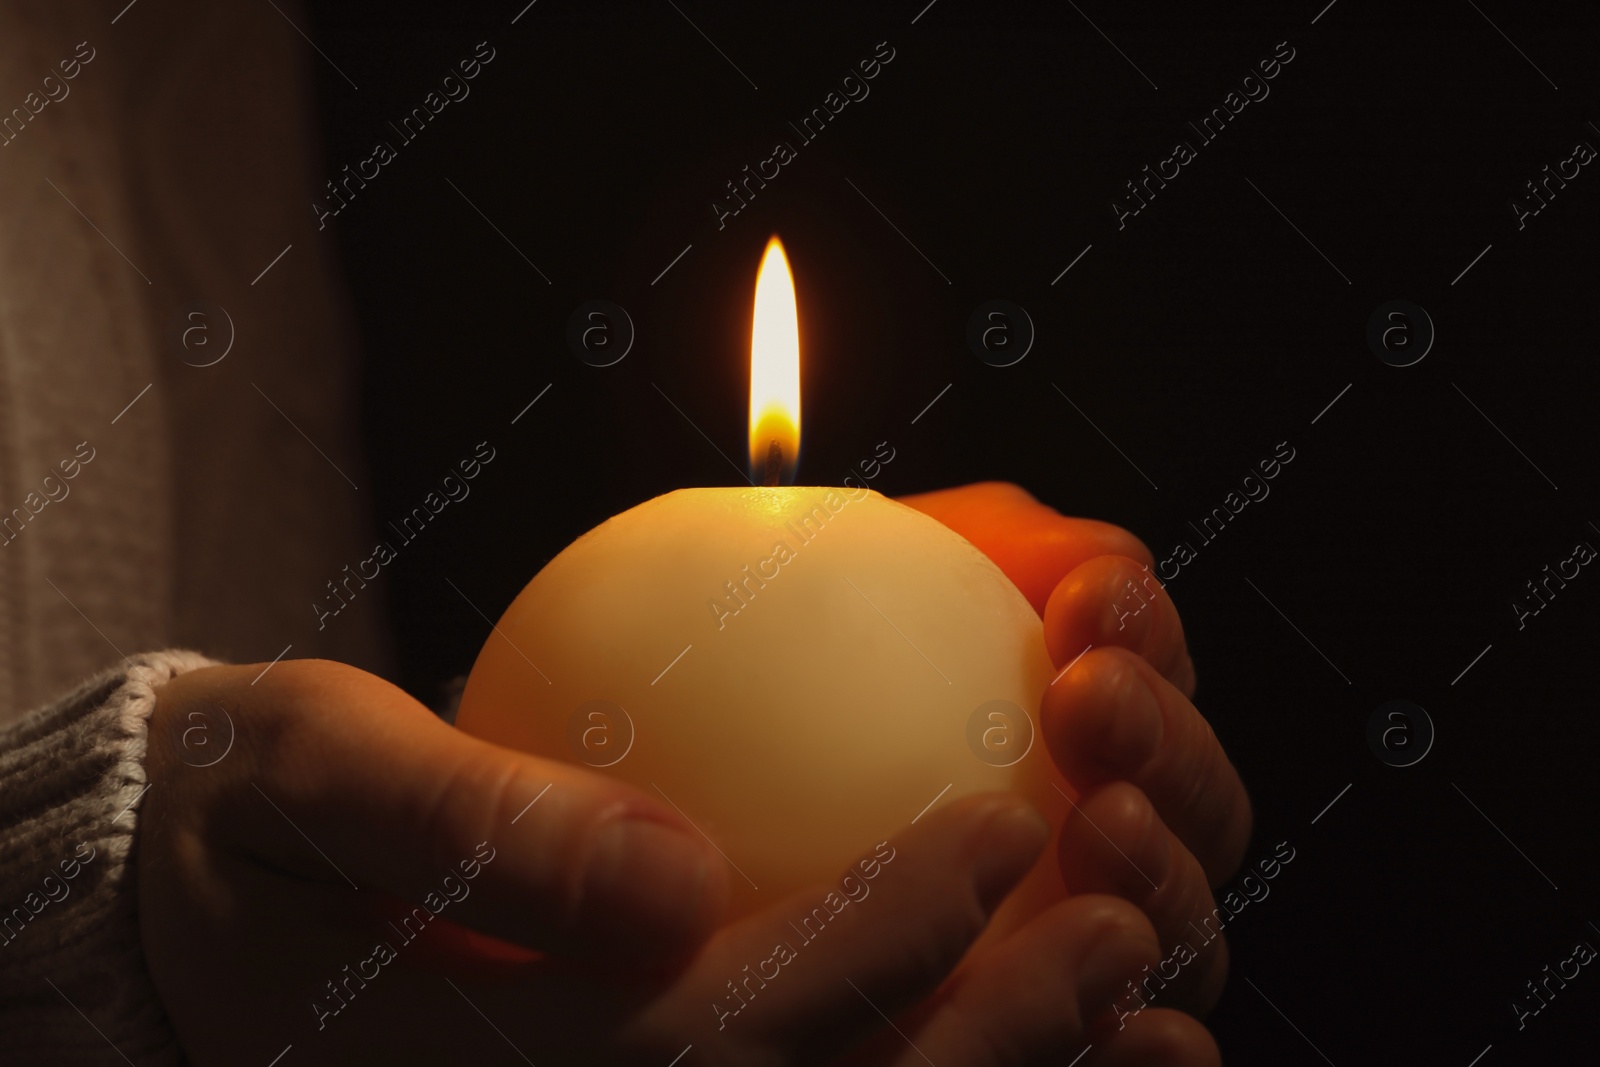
[749,236,800,484]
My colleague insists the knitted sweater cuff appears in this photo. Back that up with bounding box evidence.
[0,650,219,1066]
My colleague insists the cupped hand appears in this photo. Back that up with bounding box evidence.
[900,482,1253,1024]
[140,659,730,1063]
[140,660,1198,1066]
[138,482,1246,1065]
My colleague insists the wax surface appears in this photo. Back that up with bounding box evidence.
[457,487,1067,924]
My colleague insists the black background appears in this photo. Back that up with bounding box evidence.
[307,1,1598,1062]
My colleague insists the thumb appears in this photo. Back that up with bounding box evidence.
[198,660,730,963]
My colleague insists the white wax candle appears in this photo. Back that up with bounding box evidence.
[457,484,1066,922]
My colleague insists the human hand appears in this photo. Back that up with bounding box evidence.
[138,661,1176,1066]
[898,482,1253,1046]
[139,659,733,1063]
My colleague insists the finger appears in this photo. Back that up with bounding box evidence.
[640,793,1049,1058]
[897,481,1155,615]
[1057,782,1229,1015]
[1043,553,1196,698]
[178,660,730,962]
[1043,647,1252,886]
[888,895,1161,1066]
[1090,1008,1221,1067]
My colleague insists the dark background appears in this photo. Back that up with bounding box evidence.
[306,1,1597,1062]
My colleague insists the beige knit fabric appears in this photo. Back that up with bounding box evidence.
[0,1,391,719]
[0,650,214,1065]
[0,3,395,1063]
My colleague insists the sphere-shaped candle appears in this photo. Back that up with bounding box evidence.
[457,238,1068,925]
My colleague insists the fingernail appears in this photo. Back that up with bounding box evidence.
[1100,665,1164,775]
[1080,924,1161,1014]
[580,818,714,939]
[970,802,1050,914]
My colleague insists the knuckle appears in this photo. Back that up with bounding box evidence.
[417,746,506,868]
[1154,693,1219,816]
[974,480,1037,504]
[1205,784,1253,885]
[1173,725,1219,820]
[1178,724,1242,860]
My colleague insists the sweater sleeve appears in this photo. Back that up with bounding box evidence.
[0,650,219,1066]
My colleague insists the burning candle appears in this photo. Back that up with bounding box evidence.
[456,237,1067,927]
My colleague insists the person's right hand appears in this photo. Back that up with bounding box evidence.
[139,659,1178,1066]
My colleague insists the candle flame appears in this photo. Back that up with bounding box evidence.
[749,236,800,485]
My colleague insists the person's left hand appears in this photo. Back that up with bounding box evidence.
[893,482,1254,1052]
